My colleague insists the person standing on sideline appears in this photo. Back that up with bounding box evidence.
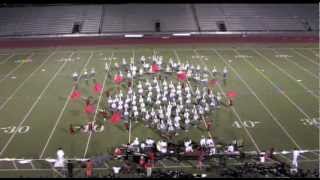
[292,148,306,171]
[86,159,93,177]
[197,148,205,170]
[67,160,74,178]
[144,160,153,177]
[139,156,145,168]
[112,166,121,178]
[54,148,65,168]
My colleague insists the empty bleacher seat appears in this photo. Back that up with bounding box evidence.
[101,4,198,33]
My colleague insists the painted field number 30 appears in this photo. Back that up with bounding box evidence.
[0,126,30,134]
[232,121,260,128]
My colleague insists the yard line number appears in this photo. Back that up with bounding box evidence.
[300,118,320,128]
[0,126,30,134]
[232,121,261,128]
[275,54,292,58]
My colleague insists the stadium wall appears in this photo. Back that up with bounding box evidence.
[0,33,318,49]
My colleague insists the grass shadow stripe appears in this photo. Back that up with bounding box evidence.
[253,49,318,100]
[0,54,15,65]
[0,54,69,156]
[206,48,306,161]
[225,48,318,158]
[236,49,314,157]
[0,53,34,84]
[0,50,57,113]
[291,49,319,65]
[83,51,114,158]
[39,52,94,159]
[235,49,314,120]
[191,49,261,154]
[271,49,319,80]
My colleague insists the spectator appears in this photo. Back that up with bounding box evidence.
[197,149,205,170]
[112,166,121,178]
[139,156,145,168]
[54,148,65,168]
[67,160,74,178]
[114,147,123,158]
[148,151,156,166]
[86,160,93,177]
[144,160,153,177]
[122,160,132,174]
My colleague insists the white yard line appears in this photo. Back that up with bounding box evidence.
[190,49,261,153]
[12,161,18,169]
[52,168,65,178]
[271,49,319,80]
[253,49,319,99]
[0,51,57,112]
[0,53,15,65]
[173,49,213,139]
[291,49,319,65]
[30,161,35,169]
[0,53,34,84]
[211,48,309,161]
[0,54,70,156]
[83,51,114,158]
[104,162,110,168]
[39,52,93,159]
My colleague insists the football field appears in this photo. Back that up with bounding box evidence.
[0,43,318,177]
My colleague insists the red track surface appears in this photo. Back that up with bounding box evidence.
[0,35,318,49]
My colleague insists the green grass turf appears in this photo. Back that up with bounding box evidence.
[0,43,318,177]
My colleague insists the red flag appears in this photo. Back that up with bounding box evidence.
[113,75,124,84]
[84,104,95,114]
[227,91,238,99]
[151,64,160,73]
[110,112,122,124]
[93,83,103,93]
[71,90,81,100]
[177,71,187,81]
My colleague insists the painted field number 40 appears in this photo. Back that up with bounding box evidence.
[232,121,261,128]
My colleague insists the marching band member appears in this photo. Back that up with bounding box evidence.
[184,139,193,153]
[72,72,79,82]
[200,136,206,147]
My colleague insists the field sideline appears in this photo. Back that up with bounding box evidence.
[0,44,318,176]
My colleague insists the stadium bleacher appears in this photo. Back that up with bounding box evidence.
[101,4,198,33]
[0,5,102,36]
[0,4,317,36]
